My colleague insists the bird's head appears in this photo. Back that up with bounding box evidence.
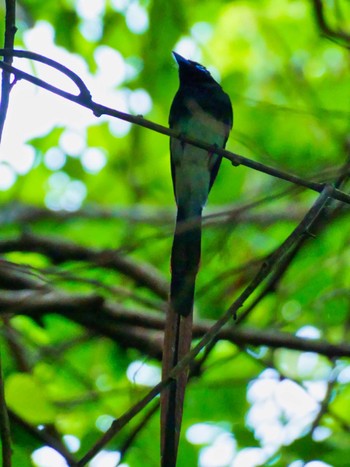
[172,51,217,85]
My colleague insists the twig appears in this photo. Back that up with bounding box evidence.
[47,270,164,311]
[0,231,168,299]
[2,318,31,372]
[8,410,77,466]
[0,194,312,228]
[117,402,159,464]
[0,258,49,291]
[76,185,332,465]
[312,0,350,43]
[0,201,174,226]
[1,288,350,359]
[310,362,338,433]
[236,138,350,309]
[0,1,17,141]
[0,352,12,467]
[0,49,91,100]
[0,52,350,205]
[2,281,350,359]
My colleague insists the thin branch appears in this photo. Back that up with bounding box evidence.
[0,352,12,467]
[0,259,49,291]
[0,49,91,99]
[0,46,347,464]
[312,0,350,43]
[310,362,338,433]
[2,318,31,373]
[117,402,159,465]
[47,270,164,311]
[0,52,350,205]
[0,6,16,449]
[236,136,350,308]
[8,410,77,466]
[0,231,168,299]
[0,1,17,141]
[2,283,350,360]
[0,202,174,226]
[76,185,332,465]
[0,196,314,228]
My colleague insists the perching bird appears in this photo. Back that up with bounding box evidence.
[161,52,233,466]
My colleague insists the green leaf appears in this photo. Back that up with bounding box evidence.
[5,374,56,424]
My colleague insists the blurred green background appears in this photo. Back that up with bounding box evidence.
[0,0,349,466]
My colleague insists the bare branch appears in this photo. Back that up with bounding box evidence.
[0,352,12,467]
[0,48,91,99]
[117,403,159,465]
[76,185,333,465]
[312,0,350,43]
[0,1,17,141]
[8,410,77,466]
[0,231,168,299]
[1,288,350,359]
[0,51,350,205]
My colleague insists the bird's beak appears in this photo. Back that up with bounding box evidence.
[172,51,188,66]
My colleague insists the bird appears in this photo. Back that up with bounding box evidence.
[161,52,233,466]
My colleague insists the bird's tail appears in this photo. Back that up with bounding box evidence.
[170,205,202,317]
[161,305,193,466]
[161,206,201,466]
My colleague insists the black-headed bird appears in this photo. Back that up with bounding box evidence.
[161,52,233,466]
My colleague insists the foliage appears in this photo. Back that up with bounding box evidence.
[0,0,350,466]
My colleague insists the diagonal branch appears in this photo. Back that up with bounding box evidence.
[8,410,77,466]
[4,48,91,94]
[0,51,350,205]
[312,0,350,43]
[0,1,17,141]
[76,184,332,465]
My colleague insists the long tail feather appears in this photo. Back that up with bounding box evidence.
[161,306,193,466]
[170,206,202,317]
[161,206,201,466]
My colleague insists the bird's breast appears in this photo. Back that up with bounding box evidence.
[171,106,227,212]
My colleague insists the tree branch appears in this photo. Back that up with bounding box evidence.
[117,402,159,465]
[0,231,168,299]
[312,0,350,43]
[0,1,17,141]
[0,198,317,228]
[0,187,345,465]
[0,50,350,205]
[8,410,77,466]
[2,285,350,360]
[0,352,12,467]
[76,185,333,465]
